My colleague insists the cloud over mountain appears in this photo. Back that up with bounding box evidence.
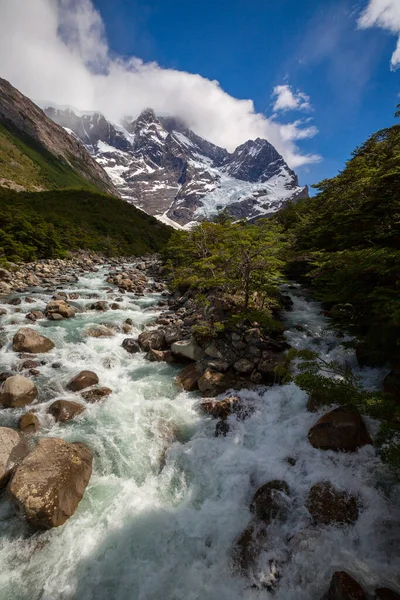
[358,0,400,69]
[0,0,320,167]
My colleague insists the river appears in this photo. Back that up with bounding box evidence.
[0,268,398,600]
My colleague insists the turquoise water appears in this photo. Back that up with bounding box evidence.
[0,272,398,600]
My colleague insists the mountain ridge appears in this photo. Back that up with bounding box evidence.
[44,104,308,227]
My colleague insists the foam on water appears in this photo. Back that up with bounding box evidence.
[0,272,399,600]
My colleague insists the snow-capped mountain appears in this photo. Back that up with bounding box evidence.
[44,106,308,228]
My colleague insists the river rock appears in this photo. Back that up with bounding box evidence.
[308,407,372,452]
[25,310,45,322]
[375,589,400,599]
[321,571,367,600]
[171,339,204,361]
[197,368,244,397]
[122,338,141,354]
[307,482,359,526]
[81,387,112,403]
[146,349,174,363]
[164,326,182,345]
[200,396,249,420]
[215,420,230,437]
[250,480,291,524]
[91,301,108,311]
[12,328,55,353]
[45,299,75,319]
[66,371,99,392]
[49,400,85,422]
[382,369,400,403]
[233,522,268,574]
[0,375,38,407]
[0,427,29,488]
[234,358,254,374]
[85,325,115,338]
[20,359,40,370]
[138,329,166,351]
[7,438,93,529]
[176,362,205,391]
[18,412,39,433]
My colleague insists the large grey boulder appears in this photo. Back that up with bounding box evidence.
[12,328,55,353]
[0,427,29,489]
[171,339,204,361]
[8,438,93,529]
[138,329,166,351]
[0,375,38,407]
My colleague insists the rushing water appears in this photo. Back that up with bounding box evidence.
[0,271,399,600]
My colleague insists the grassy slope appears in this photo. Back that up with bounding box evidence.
[0,188,171,261]
[0,121,99,192]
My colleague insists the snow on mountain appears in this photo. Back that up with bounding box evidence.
[44,105,308,227]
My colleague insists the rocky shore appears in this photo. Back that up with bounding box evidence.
[0,255,398,599]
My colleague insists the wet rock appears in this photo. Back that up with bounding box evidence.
[258,350,285,380]
[110,303,119,310]
[85,325,115,338]
[81,387,112,403]
[0,308,7,316]
[0,371,15,383]
[321,571,367,600]
[18,412,39,433]
[20,359,40,370]
[12,328,55,354]
[138,329,166,351]
[382,369,400,403]
[0,375,38,407]
[307,482,359,526]
[122,338,141,354]
[197,368,247,397]
[91,301,109,311]
[233,522,268,573]
[122,323,132,334]
[375,588,400,599]
[200,396,248,420]
[176,362,205,391]
[8,297,21,306]
[66,371,99,392]
[8,438,93,529]
[250,480,290,524]
[25,310,45,322]
[49,400,85,422]
[215,420,230,437]
[308,407,372,452]
[0,427,29,489]
[45,299,75,319]
[145,349,174,363]
[164,326,182,346]
[171,339,204,361]
[234,358,254,374]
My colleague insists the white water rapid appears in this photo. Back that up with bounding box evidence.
[0,271,399,600]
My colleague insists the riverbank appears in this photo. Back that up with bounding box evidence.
[0,259,399,599]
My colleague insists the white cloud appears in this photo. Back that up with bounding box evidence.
[279,120,318,142]
[272,84,312,112]
[0,0,320,167]
[358,0,400,68]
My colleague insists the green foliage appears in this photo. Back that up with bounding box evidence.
[0,188,171,261]
[225,310,283,333]
[192,320,225,342]
[164,219,287,310]
[0,121,103,192]
[375,422,400,475]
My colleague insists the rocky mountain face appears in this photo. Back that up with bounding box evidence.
[45,105,308,227]
[0,78,116,194]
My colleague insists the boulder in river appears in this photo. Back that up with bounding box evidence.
[308,407,372,452]
[18,412,40,433]
[81,387,112,403]
[7,438,93,529]
[66,371,99,392]
[307,482,359,526]
[12,328,55,353]
[91,301,109,311]
[85,325,115,338]
[122,338,141,354]
[25,310,45,322]
[48,400,85,422]
[171,339,204,361]
[0,427,29,489]
[200,396,251,420]
[45,299,75,319]
[138,329,166,351]
[250,480,291,524]
[0,375,38,407]
[176,362,205,391]
[233,358,254,374]
[320,571,367,600]
[145,349,174,363]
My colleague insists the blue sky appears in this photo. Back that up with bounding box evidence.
[92,0,400,187]
[1,0,399,190]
